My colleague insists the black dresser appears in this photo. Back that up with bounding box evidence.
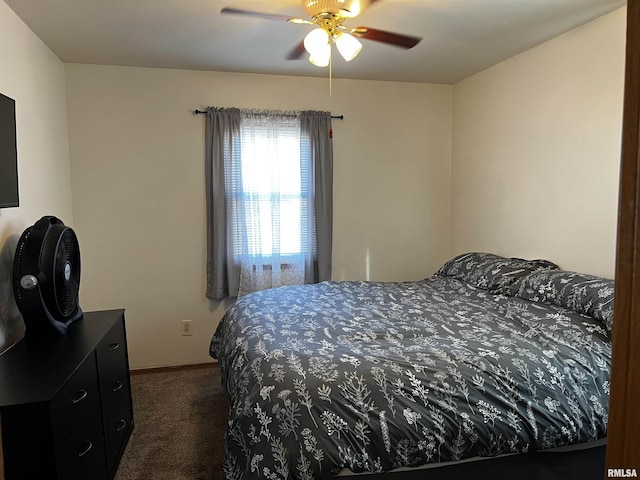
[0,309,134,479]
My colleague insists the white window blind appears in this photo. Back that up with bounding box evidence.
[225,112,314,295]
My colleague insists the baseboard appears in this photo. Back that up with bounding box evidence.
[130,362,218,375]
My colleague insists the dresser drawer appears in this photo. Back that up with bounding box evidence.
[96,315,133,474]
[50,355,108,480]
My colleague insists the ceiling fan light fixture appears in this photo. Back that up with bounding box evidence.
[335,32,362,61]
[308,48,331,67]
[304,27,330,53]
[305,30,331,66]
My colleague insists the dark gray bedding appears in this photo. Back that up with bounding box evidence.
[209,253,612,479]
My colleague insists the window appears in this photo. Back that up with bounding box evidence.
[205,108,333,299]
[228,114,313,261]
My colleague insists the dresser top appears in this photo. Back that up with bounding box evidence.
[0,309,125,406]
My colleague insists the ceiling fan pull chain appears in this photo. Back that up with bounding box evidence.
[329,46,333,97]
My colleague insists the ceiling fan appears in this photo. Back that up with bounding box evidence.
[220,0,422,67]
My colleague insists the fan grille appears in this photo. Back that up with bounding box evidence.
[12,227,32,305]
[54,229,80,317]
[38,221,81,320]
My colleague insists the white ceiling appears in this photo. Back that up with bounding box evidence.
[4,0,626,84]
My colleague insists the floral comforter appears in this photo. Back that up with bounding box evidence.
[210,254,611,479]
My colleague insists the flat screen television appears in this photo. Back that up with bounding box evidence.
[0,92,19,208]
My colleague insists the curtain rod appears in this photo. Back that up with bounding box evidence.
[193,109,343,120]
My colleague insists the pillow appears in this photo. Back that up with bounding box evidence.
[436,252,559,293]
[510,270,615,334]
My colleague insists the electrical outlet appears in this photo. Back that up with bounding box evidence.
[181,319,193,336]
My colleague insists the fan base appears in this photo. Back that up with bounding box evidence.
[24,307,83,340]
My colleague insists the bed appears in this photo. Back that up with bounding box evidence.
[209,252,613,479]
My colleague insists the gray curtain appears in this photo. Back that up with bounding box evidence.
[205,107,333,299]
[300,110,333,283]
[205,107,241,299]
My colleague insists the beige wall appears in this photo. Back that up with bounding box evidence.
[65,65,453,369]
[2,2,622,369]
[451,7,626,278]
[0,1,74,353]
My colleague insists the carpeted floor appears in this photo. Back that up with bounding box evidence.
[114,364,228,480]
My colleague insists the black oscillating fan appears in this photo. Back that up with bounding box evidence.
[13,216,83,338]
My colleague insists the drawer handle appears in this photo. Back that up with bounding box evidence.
[116,419,128,432]
[72,390,88,404]
[78,441,93,458]
[112,380,124,392]
[108,342,120,352]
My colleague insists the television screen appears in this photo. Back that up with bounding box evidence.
[0,92,18,208]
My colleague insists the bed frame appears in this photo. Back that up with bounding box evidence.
[348,444,606,480]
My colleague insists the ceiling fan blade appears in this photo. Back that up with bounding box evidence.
[287,41,307,60]
[220,7,309,24]
[350,26,421,49]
